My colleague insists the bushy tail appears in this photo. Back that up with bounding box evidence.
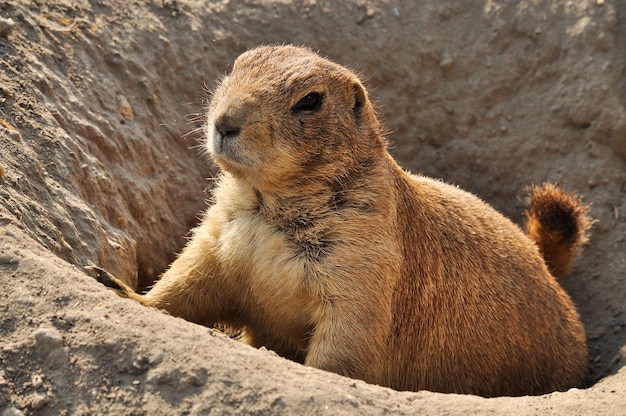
[524,183,593,280]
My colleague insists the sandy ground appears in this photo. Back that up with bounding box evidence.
[0,0,625,414]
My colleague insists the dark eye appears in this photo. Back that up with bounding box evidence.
[292,92,323,113]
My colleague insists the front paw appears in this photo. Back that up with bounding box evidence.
[84,265,128,294]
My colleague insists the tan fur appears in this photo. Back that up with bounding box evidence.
[92,45,592,397]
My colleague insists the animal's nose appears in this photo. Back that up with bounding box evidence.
[214,112,241,140]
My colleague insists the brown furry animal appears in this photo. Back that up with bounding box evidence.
[90,45,593,397]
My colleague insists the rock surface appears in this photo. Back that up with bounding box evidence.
[0,0,624,414]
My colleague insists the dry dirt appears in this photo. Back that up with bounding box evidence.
[1,0,625,414]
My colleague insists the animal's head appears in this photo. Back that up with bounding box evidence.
[205,45,384,193]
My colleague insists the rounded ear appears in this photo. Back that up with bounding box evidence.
[352,81,368,124]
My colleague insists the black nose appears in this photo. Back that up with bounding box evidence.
[214,113,241,140]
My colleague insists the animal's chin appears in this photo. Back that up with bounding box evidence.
[211,153,250,177]
[208,133,253,168]
[212,153,289,194]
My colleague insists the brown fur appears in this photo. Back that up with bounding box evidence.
[525,183,593,279]
[91,45,592,397]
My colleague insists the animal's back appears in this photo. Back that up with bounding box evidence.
[383,172,588,396]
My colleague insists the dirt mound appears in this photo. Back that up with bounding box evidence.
[1,0,624,414]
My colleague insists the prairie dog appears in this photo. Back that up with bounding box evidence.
[91,45,592,397]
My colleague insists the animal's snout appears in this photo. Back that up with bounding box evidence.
[208,100,255,161]
[214,112,241,141]
[209,105,246,156]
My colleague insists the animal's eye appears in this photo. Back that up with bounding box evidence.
[292,92,323,113]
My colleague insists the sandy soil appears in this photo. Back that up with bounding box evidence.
[0,0,625,414]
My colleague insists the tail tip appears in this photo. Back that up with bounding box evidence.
[525,183,594,279]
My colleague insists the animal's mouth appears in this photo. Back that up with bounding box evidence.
[206,122,252,168]
[211,125,238,155]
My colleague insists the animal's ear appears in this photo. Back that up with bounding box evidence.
[352,81,367,124]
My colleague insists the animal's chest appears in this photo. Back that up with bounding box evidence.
[216,210,322,336]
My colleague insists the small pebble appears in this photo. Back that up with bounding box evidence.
[31,393,49,410]
[0,17,15,37]
[345,394,359,407]
[33,326,64,358]
[118,95,134,121]
[32,374,44,389]
[440,56,455,71]
[1,406,25,416]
